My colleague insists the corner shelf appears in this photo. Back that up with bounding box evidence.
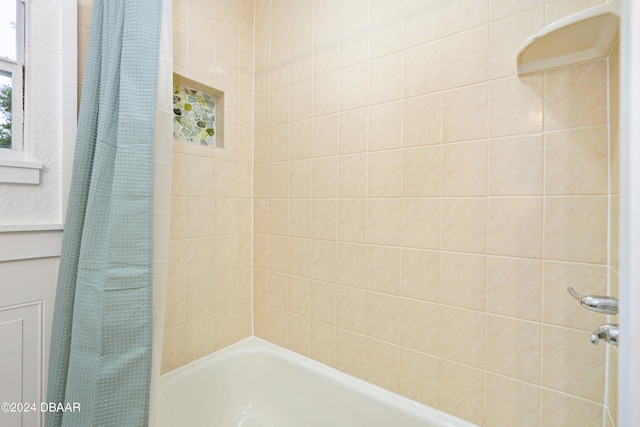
[516,0,620,76]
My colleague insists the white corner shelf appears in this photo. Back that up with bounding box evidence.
[517,0,620,76]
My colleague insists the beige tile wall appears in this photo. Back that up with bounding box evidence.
[161,0,255,373]
[77,0,92,104]
[253,0,615,425]
[76,0,620,424]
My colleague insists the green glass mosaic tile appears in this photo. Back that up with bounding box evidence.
[173,83,217,147]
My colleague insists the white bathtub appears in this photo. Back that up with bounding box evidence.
[158,337,478,427]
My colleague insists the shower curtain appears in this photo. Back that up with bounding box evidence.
[46,1,163,426]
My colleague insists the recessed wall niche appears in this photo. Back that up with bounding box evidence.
[172,74,224,148]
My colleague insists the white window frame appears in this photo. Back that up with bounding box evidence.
[0,57,23,155]
[0,0,42,184]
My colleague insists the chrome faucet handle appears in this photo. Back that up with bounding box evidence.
[590,324,619,346]
[567,287,618,315]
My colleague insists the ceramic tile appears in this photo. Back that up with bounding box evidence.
[399,299,439,354]
[288,237,311,277]
[398,348,439,407]
[443,0,489,35]
[544,196,608,264]
[288,276,311,317]
[489,134,543,196]
[310,281,337,325]
[440,252,486,311]
[314,29,340,76]
[337,199,367,243]
[485,374,540,427]
[542,325,606,402]
[367,199,402,246]
[545,0,605,24]
[443,84,488,143]
[402,93,443,147]
[369,53,403,105]
[289,200,311,238]
[486,315,541,383]
[369,4,403,59]
[368,151,402,197]
[366,245,402,295]
[336,330,366,378]
[314,0,340,35]
[310,321,336,366]
[290,80,313,122]
[540,388,603,427]
[487,256,542,321]
[443,26,489,89]
[340,63,369,111]
[310,240,337,283]
[403,41,443,98]
[287,314,310,356]
[291,40,314,83]
[311,199,337,240]
[292,3,314,44]
[441,198,487,253]
[489,8,544,78]
[336,286,367,333]
[489,75,543,137]
[544,61,607,131]
[442,140,488,196]
[339,109,369,154]
[338,154,368,198]
[401,198,441,250]
[313,71,340,116]
[402,146,442,196]
[404,0,443,47]
[488,197,543,258]
[369,102,402,151]
[336,243,367,289]
[340,0,369,25]
[438,306,485,368]
[340,17,369,68]
[437,360,484,425]
[290,119,313,160]
[400,249,440,302]
[545,126,609,195]
[365,338,399,391]
[312,157,338,198]
[289,159,312,199]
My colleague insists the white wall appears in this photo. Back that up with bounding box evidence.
[0,0,76,225]
[0,2,76,426]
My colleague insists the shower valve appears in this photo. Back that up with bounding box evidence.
[590,324,619,346]
[567,287,618,315]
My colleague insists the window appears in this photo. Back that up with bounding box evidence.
[0,0,24,158]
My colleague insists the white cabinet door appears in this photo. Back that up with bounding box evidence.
[0,231,61,427]
[0,303,41,427]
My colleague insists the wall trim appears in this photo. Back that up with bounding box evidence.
[0,228,63,262]
[0,159,43,185]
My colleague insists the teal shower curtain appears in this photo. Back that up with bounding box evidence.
[46,1,162,426]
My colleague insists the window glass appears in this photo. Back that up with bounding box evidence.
[0,0,17,60]
[0,73,10,149]
[0,0,21,151]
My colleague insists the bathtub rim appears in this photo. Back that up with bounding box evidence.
[159,336,479,427]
